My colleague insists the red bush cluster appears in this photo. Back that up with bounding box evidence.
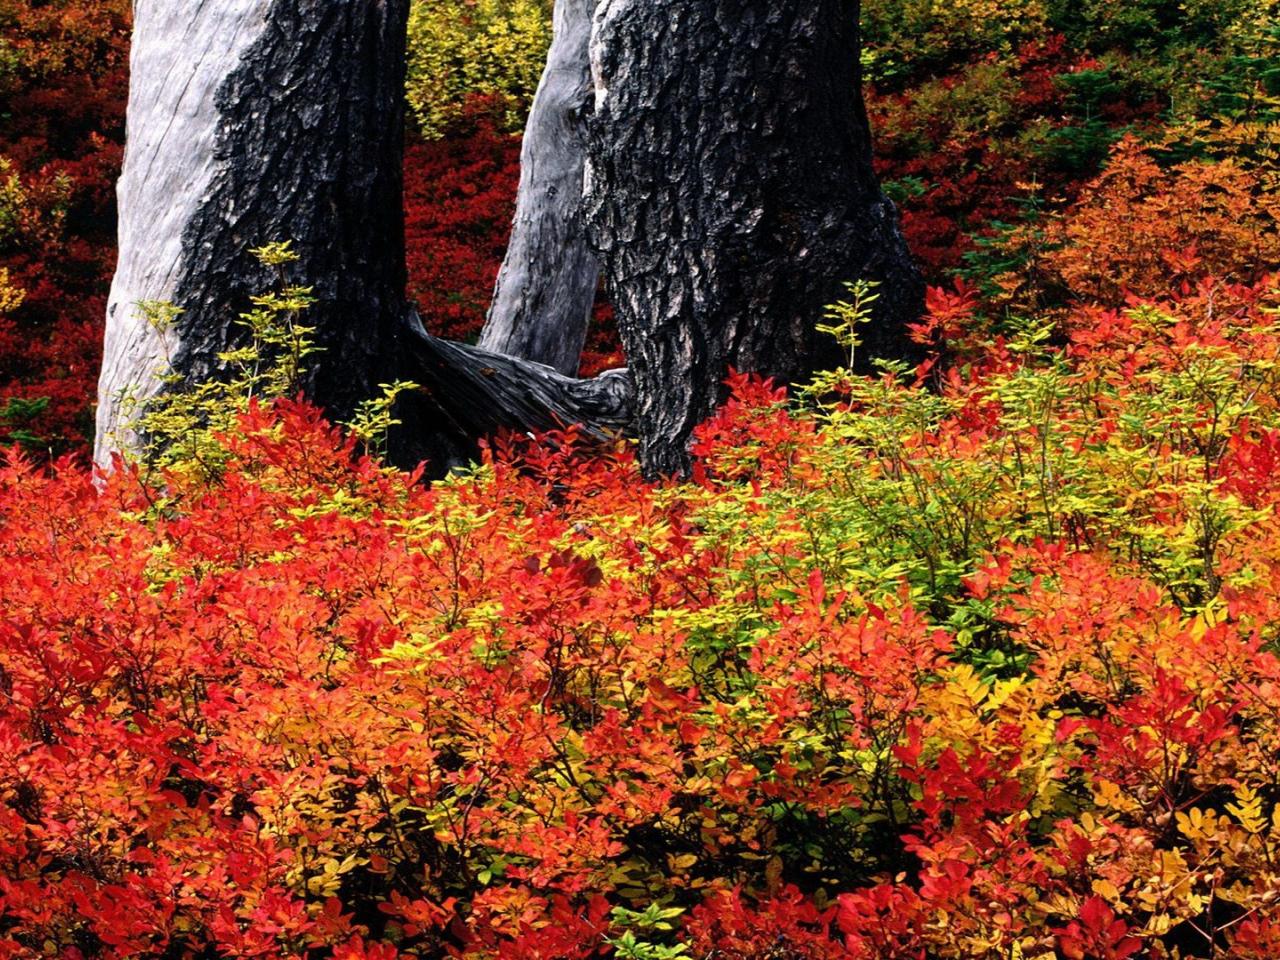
[3,275,1280,953]
[0,8,1278,956]
[0,0,129,453]
[870,35,1163,275]
[404,101,523,347]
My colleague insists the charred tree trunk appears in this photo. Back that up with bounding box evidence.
[406,312,631,448]
[97,0,411,463]
[102,0,920,481]
[585,0,923,477]
[479,0,600,376]
[97,0,626,473]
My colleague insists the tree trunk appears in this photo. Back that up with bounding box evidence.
[585,0,923,477]
[479,0,600,377]
[97,0,628,475]
[100,0,921,482]
[96,0,410,463]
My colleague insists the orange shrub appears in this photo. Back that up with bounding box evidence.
[1039,137,1280,305]
[3,272,1280,958]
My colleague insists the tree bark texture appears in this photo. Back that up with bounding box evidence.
[585,0,924,477]
[479,0,600,377]
[96,0,410,464]
[98,0,629,477]
[402,311,631,471]
[101,0,922,482]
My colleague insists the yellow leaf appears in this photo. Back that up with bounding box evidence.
[1227,784,1266,834]
[1091,878,1121,902]
[765,856,784,889]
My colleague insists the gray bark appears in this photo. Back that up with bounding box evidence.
[100,0,921,482]
[479,0,600,377]
[403,312,631,468]
[98,0,411,466]
[96,0,276,461]
[168,0,411,427]
[585,0,923,477]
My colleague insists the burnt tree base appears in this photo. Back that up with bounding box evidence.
[586,0,924,478]
[98,0,412,464]
[102,0,923,484]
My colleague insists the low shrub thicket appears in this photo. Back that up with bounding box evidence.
[1,11,1279,953]
[2,160,1279,953]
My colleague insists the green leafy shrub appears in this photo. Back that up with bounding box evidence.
[896,58,1023,143]
[131,243,415,485]
[0,394,46,449]
[1050,0,1262,52]
[0,38,18,92]
[130,242,320,481]
[1045,0,1280,123]
[0,156,72,251]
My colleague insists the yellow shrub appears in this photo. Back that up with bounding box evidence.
[406,0,552,139]
[0,156,72,251]
[0,267,23,314]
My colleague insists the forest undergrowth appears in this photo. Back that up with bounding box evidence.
[0,0,1279,956]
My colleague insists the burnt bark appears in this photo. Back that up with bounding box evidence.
[479,0,600,376]
[103,0,922,482]
[98,0,411,461]
[170,0,410,428]
[585,0,923,477]
[99,0,630,476]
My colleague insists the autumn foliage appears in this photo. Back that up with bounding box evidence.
[3,266,1280,956]
[2,1,1280,957]
[0,0,128,452]
[4,192,1280,955]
